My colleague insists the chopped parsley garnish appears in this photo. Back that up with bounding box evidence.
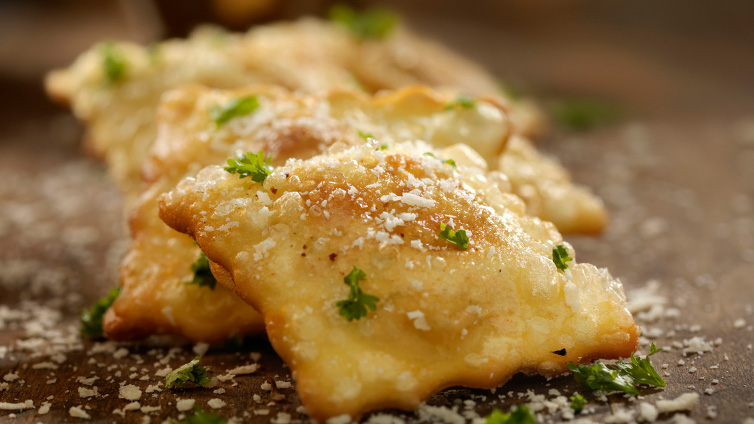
[210,96,259,127]
[336,266,379,321]
[567,343,665,396]
[170,406,226,424]
[165,357,216,389]
[357,130,373,140]
[358,131,387,149]
[551,99,622,132]
[552,244,572,271]
[444,95,476,111]
[329,4,399,39]
[485,405,537,424]
[424,152,456,167]
[437,223,469,250]
[101,42,126,84]
[226,335,245,350]
[80,287,120,338]
[187,252,216,290]
[570,393,586,413]
[224,150,272,183]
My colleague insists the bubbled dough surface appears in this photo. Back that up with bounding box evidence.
[159,143,638,420]
[107,85,510,343]
[500,136,608,234]
[44,18,539,205]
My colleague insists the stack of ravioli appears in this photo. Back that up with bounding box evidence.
[47,14,638,421]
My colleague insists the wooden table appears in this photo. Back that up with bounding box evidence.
[1,1,753,423]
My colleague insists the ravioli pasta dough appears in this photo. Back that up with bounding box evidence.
[45,18,541,203]
[159,143,638,420]
[107,85,511,342]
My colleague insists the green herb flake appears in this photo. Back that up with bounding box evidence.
[423,152,456,168]
[80,287,120,338]
[567,343,665,396]
[570,393,586,413]
[210,96,260,127]
[187,252,216,290]
[165,357,216,389]
[357,130,374,140]
[552,244,573,271]
[336,266,379,321]
[329,4,399,40]
[613,343,666,388]
[485,405,538,424]
[170,406,227,424]
[224,150,272,183]
[444,95,476,111]
[437,223,469,250]
[225,335,245,350]
[552,99,622,132]
[379,144,388,150]
[101,42,126,84]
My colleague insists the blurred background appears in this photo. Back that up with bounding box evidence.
[1,0,754,132]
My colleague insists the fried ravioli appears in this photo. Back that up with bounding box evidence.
[499,136,607,234]
[158,143,638,420]
[106,85,511,342]
[45,18,540,204]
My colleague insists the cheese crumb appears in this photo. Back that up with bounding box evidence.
[176,399,195,411]
[78,386,97,398]
[69,406,91,420]
[638,402,658,422]
[208,398,226,409]
[193,342,210,356]
[38,402,51,415]
[119,384,142,401]
[0,400,34,410]
[327,414,353,424]
[113,348,129,359]
[656,393,699,413]
[407,310,431,331]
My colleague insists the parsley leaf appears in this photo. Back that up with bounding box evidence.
[551,99,622,132]
[80,287,120,338]
[187,252,216,290]
[437,223,469,250]
[336,266,379,321]
[567,343,665,396]
[444,95,476,111]
[165,357,216,389]
[552,244,572,271]
[613,343,666,388]
[329,4,399,39]
[567,361,640,395]
[358,131,388,149]
[210,96,259,127]
[485,405,538,424]
[224,151,272,183]
[570,393,586,413]
[101,42,126,84]
[358,130,374,140]
[171,406,226,424]
[424,152,456,168]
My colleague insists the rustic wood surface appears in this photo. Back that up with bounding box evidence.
[1,1,753,423]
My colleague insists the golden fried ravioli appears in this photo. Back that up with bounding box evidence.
[499,136,607,234]
[159,143,638,420]
[45,18,540,203]
[107,85,511,342]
